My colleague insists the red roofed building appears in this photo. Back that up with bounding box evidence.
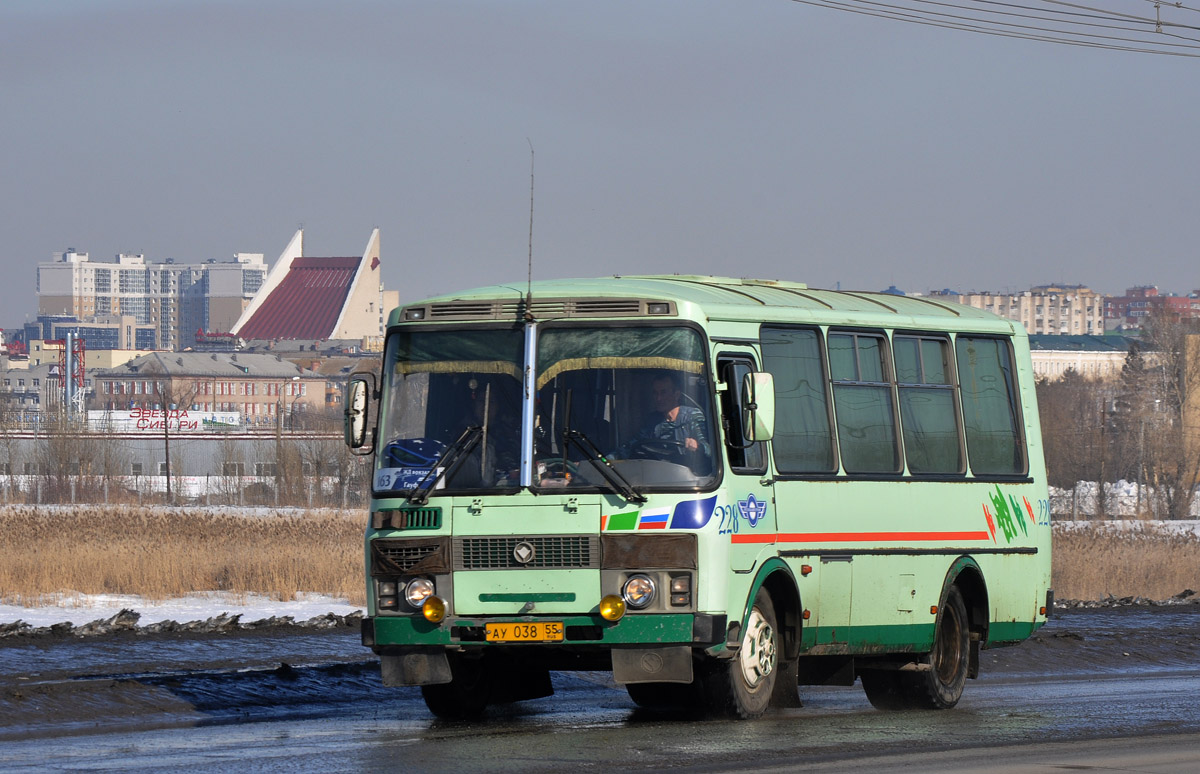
[231,229,390,345]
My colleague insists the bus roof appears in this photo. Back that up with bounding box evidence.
[400,275,1021,335]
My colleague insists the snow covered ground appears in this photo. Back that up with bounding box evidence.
[1051,480,1200,518]
[0,591,362,628]
[1054,519,1200,537]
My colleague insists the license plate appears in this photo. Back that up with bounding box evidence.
[484,621,564,643]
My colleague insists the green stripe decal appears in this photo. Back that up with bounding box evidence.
[798,621,1041,651]
[479,593,576,602]
[606,511,639,531]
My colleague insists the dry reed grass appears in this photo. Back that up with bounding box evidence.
[3,506,1196,609]
[1052,525,1200,600]
[0,505,365,607]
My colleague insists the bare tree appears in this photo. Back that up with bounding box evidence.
[216,433,247,505]
[1036,370,1109,516]
[150,374,201,504]
[0,400,21,502]
[1113,315,1200,520]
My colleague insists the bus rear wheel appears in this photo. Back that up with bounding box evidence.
[861,585,970,710]
[702,588,778,718]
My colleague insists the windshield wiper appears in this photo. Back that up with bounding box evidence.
[405,426,483,506]
[562,429,647,505]
[560,390,646,505]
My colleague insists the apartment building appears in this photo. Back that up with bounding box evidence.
[1104,286,1200,330]
[933,284,1106,335]
[36,250,268,350]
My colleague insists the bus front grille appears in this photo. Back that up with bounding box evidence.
[371,537,451,576]
[455,536,600,570]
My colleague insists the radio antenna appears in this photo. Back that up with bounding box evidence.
[525,138,535,322]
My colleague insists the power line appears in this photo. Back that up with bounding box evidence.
[790,0,1200,56]
[840,0,1200,44]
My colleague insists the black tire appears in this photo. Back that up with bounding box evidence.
[702,588,779,719]
[861,585,970,711]
[420,654,490,719]
[920,585,970,708]
[860,670,911,711]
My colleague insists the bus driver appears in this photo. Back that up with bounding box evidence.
[616,371,712,474]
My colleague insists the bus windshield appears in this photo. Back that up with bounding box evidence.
[375,327,524,494]
[533,325,717,492]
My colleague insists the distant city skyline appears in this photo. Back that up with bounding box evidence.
[11,236,1200,334]
[4,1,1198,330]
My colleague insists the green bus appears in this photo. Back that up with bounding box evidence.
[344,275,1051,719]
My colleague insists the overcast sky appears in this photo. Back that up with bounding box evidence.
[3,0,1198,328]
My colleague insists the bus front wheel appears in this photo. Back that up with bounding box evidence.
[703,588,778,718]
[420,653,489,719]
[861,585,970,710]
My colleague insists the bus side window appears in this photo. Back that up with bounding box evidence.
[759,326,837,474]
[828,331,901,474]
[955,335,1027,476]
[718,356,766,473]
[894,334,964,475]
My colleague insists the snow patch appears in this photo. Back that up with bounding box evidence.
[0,591,362,628]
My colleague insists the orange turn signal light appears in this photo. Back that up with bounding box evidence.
[422,596,447,623]
[930,605,939,616]
[599,594,626,621]
[800,564,812,576]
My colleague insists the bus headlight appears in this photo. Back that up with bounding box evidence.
[622,574,656,609]
[405,578,435,609]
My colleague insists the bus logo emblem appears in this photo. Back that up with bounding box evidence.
[513,541,536,564]
[737,494,768,528]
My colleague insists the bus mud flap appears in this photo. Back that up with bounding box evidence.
[381,650,453,686]
[611,646,693,684]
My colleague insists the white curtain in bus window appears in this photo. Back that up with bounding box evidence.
[760,327,836,473]
[955,336,1025,476]
[828,332,900,474]
[894,336,964,474]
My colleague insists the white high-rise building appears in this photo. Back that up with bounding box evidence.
[37,250,268,350]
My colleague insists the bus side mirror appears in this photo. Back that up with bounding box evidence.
[741,372,775,442]
[344,374,376,455]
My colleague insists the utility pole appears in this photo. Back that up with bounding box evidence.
[158,381,172,504]
[1095,399,1106,520]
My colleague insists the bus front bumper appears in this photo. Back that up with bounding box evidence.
[363,612,727,650]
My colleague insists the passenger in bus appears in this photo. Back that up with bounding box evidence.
[615,371,712,474]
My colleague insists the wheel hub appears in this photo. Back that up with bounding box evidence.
[738,607,776,688]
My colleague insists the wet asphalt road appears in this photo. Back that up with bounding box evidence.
[2,607,1200,773]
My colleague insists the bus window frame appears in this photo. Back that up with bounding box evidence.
[758,324,840,479]
[953,332,1030,480]
[533,317,724,495]
[374,321,527,498]
[761,325,1034,484]
[827,327,904,476]
[890,330,968,477]
[715,351,768,476]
